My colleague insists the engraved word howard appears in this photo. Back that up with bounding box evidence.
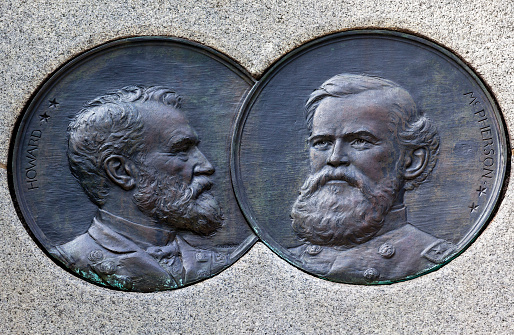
[25,130,41,190]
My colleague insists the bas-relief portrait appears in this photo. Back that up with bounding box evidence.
[47,76,456,289]
[50,86,230,292]
[289,74,456,283]
[231,32,508,285]
[12,33,507,289]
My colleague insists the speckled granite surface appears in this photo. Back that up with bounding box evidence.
[1,1,513,333]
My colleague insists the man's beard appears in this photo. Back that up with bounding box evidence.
[133,164,223,236]
[291,166,400,247]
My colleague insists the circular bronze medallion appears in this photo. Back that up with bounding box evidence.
[10,37,257,292]
[232,30,509,284]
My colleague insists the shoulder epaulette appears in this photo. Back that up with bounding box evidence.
[421,239,456,264]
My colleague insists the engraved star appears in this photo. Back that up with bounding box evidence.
[432,245,443,255]
[39,112,50,122]
[49,98,59,108]
[477,185,487,197]
[469,202,479,213]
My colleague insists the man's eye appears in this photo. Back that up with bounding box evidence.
[166,146,191,161]
[169,142,194,155]
[312,139,332,150]
[176,146,190,153]
[351,138,373,149]
[167,147,188,156]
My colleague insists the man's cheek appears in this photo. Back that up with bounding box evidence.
[353,154,385,179]
[309,150,327,171]
[154,159,188,177]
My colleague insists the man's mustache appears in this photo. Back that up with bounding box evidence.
[317,167,360,188]
[301,166,361,197]
[190,175,213,200]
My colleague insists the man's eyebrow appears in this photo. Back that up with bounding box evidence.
[344,130,380,142]
[308,131,380,142]
[166,134,199,148]
[308,134,333,142]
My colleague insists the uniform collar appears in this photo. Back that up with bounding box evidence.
[91,209,176,250]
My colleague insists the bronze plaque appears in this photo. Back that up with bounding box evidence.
[10,37,257,292]
[232,30,509,284]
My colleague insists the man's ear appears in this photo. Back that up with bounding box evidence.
[403,147,428,180]
[104,155,137,190]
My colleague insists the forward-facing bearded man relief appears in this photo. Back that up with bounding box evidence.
[50,86,229,292]
[290,74,456,283]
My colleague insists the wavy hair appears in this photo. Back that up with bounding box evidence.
[67,86,181,205]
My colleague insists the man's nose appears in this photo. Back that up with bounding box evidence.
[327,140,350,167]
[192,148,215,176]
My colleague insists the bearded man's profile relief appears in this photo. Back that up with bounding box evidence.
[290,74,455,283]
[50,86,229,291]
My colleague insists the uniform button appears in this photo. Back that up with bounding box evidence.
[195,252,209,262]
[197,270,209,278]
[97,260,116,275]
[306,244,322,255]
[378,242,395,258]
[214,253,226,263]
[363,268,380,281]
[88,249,104,263]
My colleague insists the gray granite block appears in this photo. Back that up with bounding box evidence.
[1,0,513,333]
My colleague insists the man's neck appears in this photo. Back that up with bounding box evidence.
[375,204,408,237]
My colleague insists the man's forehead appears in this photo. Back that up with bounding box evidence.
[138,101,197,142]
[313,93,392,126]
[329,90,393,110]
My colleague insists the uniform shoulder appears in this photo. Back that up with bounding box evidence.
[51,232,98,267]
[398,224,456,264]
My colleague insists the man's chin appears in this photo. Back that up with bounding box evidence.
[291,183,388,247]
[321,183,353,196]
[293,215,382,248]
